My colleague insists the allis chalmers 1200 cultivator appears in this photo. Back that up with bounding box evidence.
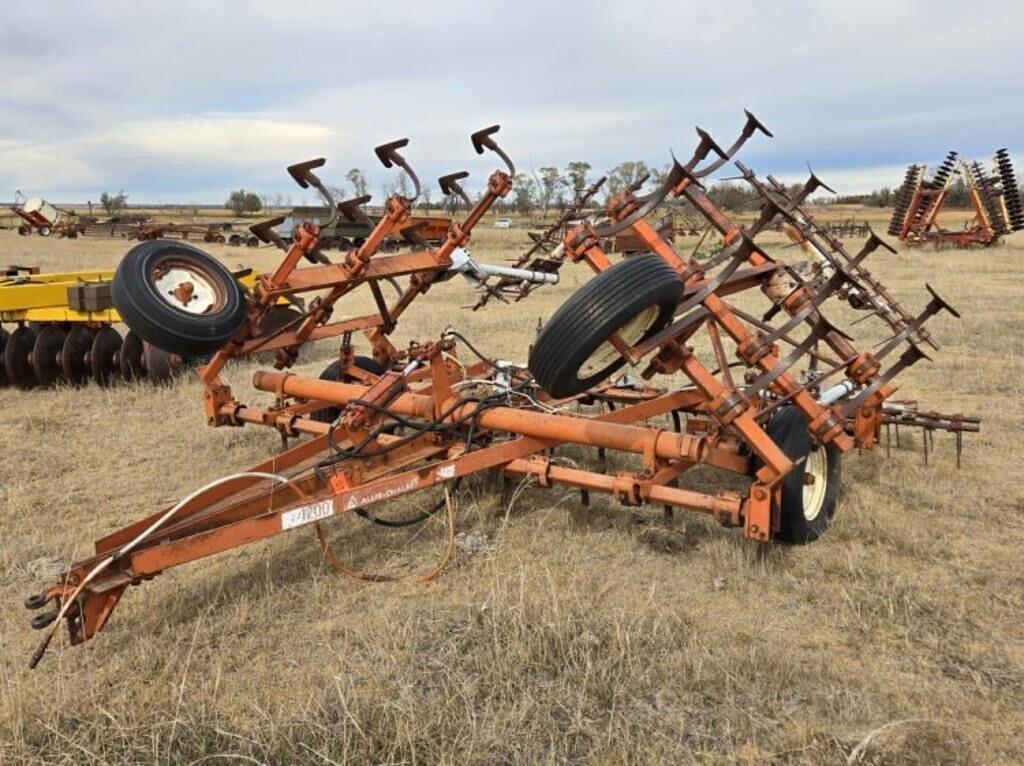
[24,116,979,668]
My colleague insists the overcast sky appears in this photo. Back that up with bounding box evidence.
[1,1,1021,204]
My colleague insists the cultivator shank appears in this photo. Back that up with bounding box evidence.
[25,116,979,667]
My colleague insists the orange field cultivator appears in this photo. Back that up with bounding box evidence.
[24,117,979,667]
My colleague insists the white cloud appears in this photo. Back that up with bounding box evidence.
[0,0,1021,201]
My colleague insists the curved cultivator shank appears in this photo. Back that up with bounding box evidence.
[24,116,979,669]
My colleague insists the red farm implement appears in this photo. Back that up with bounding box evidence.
[23,116,978,668]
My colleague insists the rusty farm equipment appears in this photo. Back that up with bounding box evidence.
[23,117,979,668]
[888,149,1023,248]
[10,193,85,238]
[281,205,452,252]
[0,265,297,387]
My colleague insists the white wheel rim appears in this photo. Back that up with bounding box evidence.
[802,447,828,520]
[577,305,660,380]
[152,266,221,314]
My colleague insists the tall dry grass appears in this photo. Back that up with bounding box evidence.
[0,217,1021,764]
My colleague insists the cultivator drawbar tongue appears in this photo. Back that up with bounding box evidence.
[25,115,979,668]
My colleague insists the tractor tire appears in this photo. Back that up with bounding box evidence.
[758,407,841,544]
[311,356,386,423]
[37,225,52,237]
[112,240,247,357]
[528,255,682,398]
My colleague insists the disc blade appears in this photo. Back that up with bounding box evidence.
[61,326,95,386]
[4,325,38,389]
[90,326,122,386]
[255,306,304,362]
[31,325,67,386]
[120,330,145,381]
[256,305,303,336]
[142,342,178,383]
[0,326,9,387]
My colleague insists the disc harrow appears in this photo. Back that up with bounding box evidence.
[23,117,980,669]
[0,265,292,388]
[888,149,1023,247]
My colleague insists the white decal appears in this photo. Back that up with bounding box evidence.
[344,476,420,511]
[281,500,334,530]
[437,463,456,479]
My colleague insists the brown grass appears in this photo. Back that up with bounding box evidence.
[1,213,1022,764]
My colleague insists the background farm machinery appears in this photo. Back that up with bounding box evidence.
[0,265,299,388]
[9,193,85,238]
[23,117,979,668]
[888,149,1023,248]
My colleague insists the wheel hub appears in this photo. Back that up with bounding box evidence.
[152,263,222,314]
[577,305,659,380]
[802,447,828,520]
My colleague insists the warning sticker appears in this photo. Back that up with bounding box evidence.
[281,500,334,530]
[437,463,456,480]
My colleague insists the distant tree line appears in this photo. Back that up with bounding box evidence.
[827,177,1024,209]
[99,168,1023,218]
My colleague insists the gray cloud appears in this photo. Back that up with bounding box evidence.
[1,0,1021,201]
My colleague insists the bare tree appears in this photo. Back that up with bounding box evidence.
[512,174,536,215]
[605,161,650,201]
[565,161,592,197]
[346,168,368,198]
[99,190,128,216]
[535,166,564,218]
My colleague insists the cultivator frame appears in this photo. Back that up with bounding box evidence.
[25,116,977,667]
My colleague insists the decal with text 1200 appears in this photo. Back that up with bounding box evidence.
[281,500,334,530]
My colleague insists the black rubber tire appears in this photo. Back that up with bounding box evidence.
[311,356,386,423]
[0,326,9,386]
[759,407,841,544]
[528,255,682,398]
[112,240,247,357]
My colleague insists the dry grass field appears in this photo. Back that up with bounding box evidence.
[1,210,1022,764]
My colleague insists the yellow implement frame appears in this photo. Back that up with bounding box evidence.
[0,268,267,324]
